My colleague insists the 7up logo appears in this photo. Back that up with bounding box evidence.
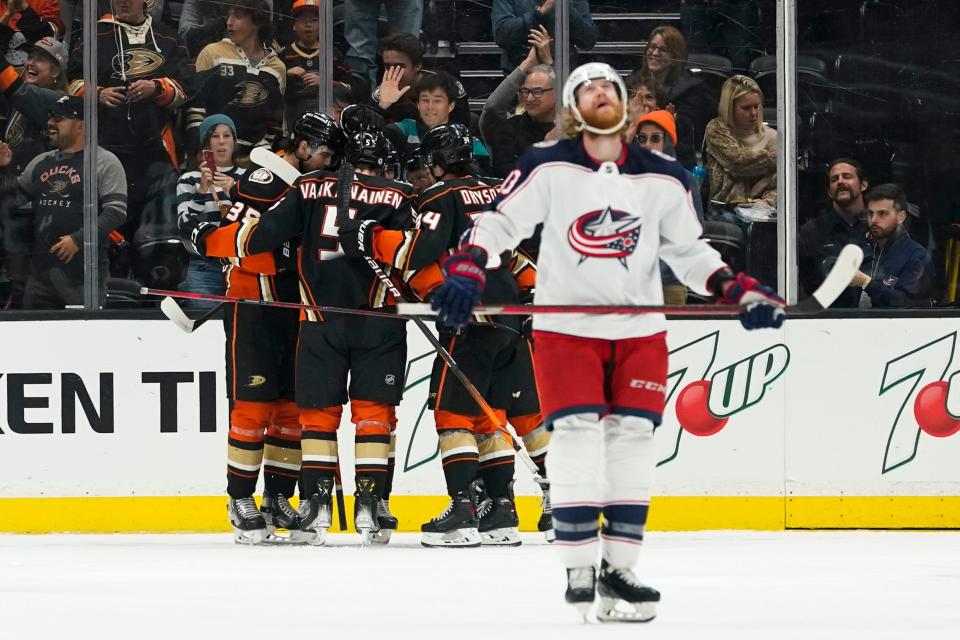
[880,332,960,473]
[658,331,790,466]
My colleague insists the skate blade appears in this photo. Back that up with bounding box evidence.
[420,528,481,548]
[480,527,522,546]
[597,598,656,623]
[369,528,393,545]
[232,527,266,545]
[542,528,556,543]
[572,602,593,623]
[263,528,312,545]
[299,528,327,546]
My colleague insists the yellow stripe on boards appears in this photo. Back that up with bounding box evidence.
[1,496,958,534]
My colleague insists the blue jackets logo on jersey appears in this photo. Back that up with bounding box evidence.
[567,206,642,267]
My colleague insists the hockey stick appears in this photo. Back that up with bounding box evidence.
[143,288,409,320]
[330,161,544,480]
[395,244,865,317]
[160,296,226,334]
[334,461,347,531]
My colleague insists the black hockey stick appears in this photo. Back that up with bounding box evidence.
[160,297,226,334]
[334,461,347,531]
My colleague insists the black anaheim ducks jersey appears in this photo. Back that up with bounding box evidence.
[206,171,416,320]
[188,39,286,153]
[370,175,522,328]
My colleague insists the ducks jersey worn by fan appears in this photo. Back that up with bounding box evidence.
[186,129,415,546]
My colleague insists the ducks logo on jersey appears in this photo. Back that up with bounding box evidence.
[567,206,642,268]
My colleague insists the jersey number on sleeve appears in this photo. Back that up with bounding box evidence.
[317,204,358,260]
[419,210,442,231]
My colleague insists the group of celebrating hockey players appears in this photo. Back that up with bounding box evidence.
[180,61,786,623]
[180,103,553,549]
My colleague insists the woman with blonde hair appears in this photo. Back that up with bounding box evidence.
[704,74,777,206]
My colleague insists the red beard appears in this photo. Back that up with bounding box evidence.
[579,100,624,130]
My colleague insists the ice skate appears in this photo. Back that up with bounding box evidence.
[478,496,521,546]
[536,477,554,542]
[228,496,266,545]
[298,478,334,546]
[370,498,398,545]
[353,475,380,546]
[260,493,311,544]
[564,566,597,621]
[421,492,480,548]
[596,560,659,623]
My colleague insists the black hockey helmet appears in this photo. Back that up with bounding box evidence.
[382,137,400,178]
[340,103,386,135]
[292,111,345,157]
[344,130,389,171]
[420,123,473,168]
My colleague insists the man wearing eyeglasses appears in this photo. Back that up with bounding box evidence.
[480,26,557,178]
[0,95,127,308]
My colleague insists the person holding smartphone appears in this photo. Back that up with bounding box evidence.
[176,114,244,307]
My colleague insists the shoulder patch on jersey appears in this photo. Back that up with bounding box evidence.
[248,168,275,184]
[533,140,559,149]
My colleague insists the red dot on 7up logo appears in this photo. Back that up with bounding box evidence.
[658,331,790,467]
[880,332,960,474]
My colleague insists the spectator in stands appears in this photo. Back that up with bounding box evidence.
[67,0,188,246]
[390,71,489,171]
[178,0,228,57]
[372,32,470,127]
[281,0,364,130]
[798,158,870,307]
[633,109,705,305]
[704,74,776,207]
[344,0,422,87]
[188,0,285,162]
[0,38,65,307]
[0,0,64,67]
[177,114,245,308]
[0,95,126,308]
[624,72,670,144]
[633,25,716,167]
[492,0,597,75]
[852,184,934,308]
[480,25,555,178]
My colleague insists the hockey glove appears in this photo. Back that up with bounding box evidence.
[431,246,487,328]
[180,218,218,257]
[338,219,380,259]
[719,272,786,330]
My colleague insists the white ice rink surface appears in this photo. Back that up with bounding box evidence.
[2,531,958,640]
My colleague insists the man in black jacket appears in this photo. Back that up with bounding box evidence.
[799,158,869,308]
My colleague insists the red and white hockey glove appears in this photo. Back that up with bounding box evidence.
[431,246,487,328]
[718,272,785,330]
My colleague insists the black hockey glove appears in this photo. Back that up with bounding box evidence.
[179,218,218,257]
[714,270,786,330]
[431,246,487,328]
[338,219,380,259]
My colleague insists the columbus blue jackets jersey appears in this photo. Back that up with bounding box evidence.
[465,138,727,339]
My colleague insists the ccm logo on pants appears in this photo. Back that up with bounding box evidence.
[630,379,666,394]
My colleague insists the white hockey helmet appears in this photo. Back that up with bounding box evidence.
[561,62,629,135]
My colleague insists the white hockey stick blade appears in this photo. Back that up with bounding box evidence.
[250,146,302,186]
[160,296,196,333]
[801,243,865,311]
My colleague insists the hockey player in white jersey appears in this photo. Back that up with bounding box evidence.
[428,63,785,622]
